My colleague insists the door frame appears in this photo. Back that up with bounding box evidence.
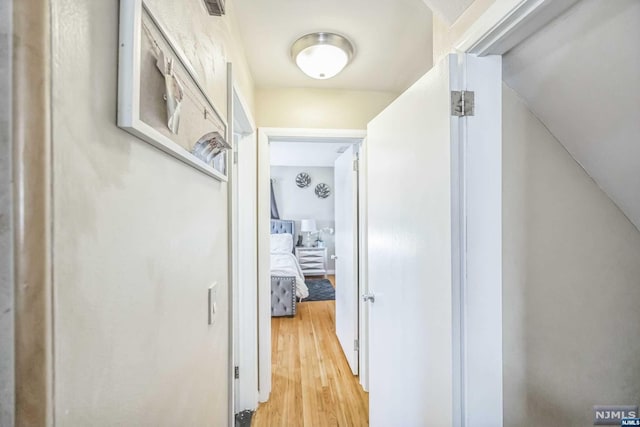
[227,64,257,425]
[357,139,369,392]
[333,143,360,376]
[256,127,367,402]
[10,0,53,424]
[449,1,582,422]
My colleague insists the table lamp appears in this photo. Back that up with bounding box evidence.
[299,219,317,247]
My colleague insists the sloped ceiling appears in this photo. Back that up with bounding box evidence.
[233,0,432,92]
[503,0,640,230]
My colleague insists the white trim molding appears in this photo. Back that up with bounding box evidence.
[455,0,580,55]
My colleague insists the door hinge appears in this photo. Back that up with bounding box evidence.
[234,366,239,379]
[451,90,475,117]
[354,339,359,352]
[233,150,238,164]
[353,158,359,172]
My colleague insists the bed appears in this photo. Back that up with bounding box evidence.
[270,219,309,316]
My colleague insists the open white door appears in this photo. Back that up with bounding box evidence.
[235,130,258,412]
[366,53,502,426]
[228,69,259,418]
[334,144,359,375]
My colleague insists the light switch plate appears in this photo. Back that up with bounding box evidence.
[208,282,218,325]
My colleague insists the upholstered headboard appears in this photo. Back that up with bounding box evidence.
[269,220,297,315]
[270,219,295,236]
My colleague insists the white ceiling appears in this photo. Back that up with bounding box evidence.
[233,0,433,93]
[270,141,356,167]
[421,0,475,24]
[503,0,640,230]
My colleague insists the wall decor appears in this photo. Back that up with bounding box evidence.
[315,183,331,199]
[295,172,311,188]
[117,0,229,181]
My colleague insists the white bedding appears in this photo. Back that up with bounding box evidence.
[270,251,309,300]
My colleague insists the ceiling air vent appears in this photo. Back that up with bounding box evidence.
[203,0,225,16]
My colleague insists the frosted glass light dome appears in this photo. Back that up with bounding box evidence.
[291,33,354,80]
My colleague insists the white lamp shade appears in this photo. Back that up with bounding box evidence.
[300,219,317,232]
[295,44,349,79]
[291,32,354,80]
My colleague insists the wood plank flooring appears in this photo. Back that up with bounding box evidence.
[252,276,369,426]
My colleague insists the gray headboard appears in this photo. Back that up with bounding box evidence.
[270,219,295,236]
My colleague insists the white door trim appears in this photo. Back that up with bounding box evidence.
[227,63,257,426]
[357,139,369,392]
[257,127,367,402]
[334,144,359,375]
[449,2,580,424]
[455,0,580,55]
[452,53,504,427]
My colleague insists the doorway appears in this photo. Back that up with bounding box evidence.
[255,128,368,416]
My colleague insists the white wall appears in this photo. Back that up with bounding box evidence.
[270,141,349,168]
[422,0,476,25]
[256,87,396,129]
[50,0,253,424]
[502,84,640,426]
[503,0,640,230]
[0,0,13,424]
[431,0,495,63]
[271,166,336,271]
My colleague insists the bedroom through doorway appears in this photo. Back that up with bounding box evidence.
[255,129,368,425]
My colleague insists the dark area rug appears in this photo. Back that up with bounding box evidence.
[304,279,335,301]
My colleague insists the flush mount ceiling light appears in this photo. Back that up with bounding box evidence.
[290,32,354,80]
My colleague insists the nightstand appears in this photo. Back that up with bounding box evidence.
[295,247,327,277]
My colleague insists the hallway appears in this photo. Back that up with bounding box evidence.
[252,278,369,426]
[3,1,640,425]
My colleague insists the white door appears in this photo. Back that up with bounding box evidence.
[236,131,258,412]
[366,53,503,426]
[334,144,359,375]
[230,77,259,414]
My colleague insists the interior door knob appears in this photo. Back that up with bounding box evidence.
[331,254,338,260]
[362,293,375,303]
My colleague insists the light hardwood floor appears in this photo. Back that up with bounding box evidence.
[252,276,369,426]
